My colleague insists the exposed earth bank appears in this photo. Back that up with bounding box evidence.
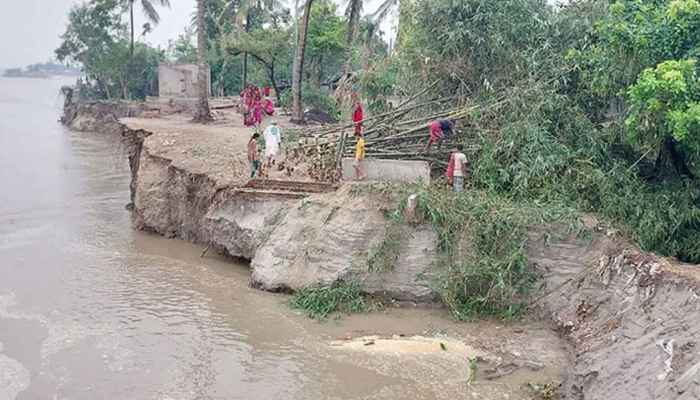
[63,99,700,399]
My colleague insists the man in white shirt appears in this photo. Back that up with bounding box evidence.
[451,144,468,193]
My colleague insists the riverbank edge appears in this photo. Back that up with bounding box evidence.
[61,97,700,400]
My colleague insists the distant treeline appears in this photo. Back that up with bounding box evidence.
[3,61,83,78]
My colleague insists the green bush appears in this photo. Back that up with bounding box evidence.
[290,281,369,319]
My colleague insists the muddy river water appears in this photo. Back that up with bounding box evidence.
[0,77,568,400]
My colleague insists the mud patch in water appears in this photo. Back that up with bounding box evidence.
[326,334,564,400]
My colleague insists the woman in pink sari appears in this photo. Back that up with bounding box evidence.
[264,96,275,116]
[252,98,263,126]
[241,86,255,126]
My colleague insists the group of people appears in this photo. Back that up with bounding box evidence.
[242,88,466,192]
[352,113,466,192]
[239,86,275,127]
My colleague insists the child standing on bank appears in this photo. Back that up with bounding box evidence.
[354,131,366,180]
[248,133,260,178]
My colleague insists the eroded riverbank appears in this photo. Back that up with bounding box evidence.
[56,96,700,399]
[0,79,567,400]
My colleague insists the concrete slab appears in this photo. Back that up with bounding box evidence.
[341,158,430,182]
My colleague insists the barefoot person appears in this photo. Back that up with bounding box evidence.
[426,118,456,150]
[248,133,260,178]
[354,131,366,180]
[263,121,281,165]
[446,144,468,193]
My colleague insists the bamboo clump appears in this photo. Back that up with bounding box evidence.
[283,80,516,180]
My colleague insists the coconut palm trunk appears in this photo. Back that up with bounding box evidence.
[126,2,134,100]
[121,0,170,100]
[363,24,375,71]
[241,12,250,91]
[341,0,361,78]
[291,0,314,123]
[193,0,213,123]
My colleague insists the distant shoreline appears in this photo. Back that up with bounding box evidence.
[1,71,83,79]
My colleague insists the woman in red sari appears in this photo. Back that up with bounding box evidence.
[352,98,363,135]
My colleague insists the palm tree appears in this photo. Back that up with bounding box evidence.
[362,20,378,71]
[121,0,171,98]
[291,0,315,123]
[193,0,214,123]
[341,0,363,78]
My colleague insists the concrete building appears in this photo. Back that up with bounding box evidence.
[158,63,211,98]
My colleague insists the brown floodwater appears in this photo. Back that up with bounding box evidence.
[0,77,568,400]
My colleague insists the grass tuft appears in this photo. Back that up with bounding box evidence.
[367,206,407,273]
[290,281,371,320]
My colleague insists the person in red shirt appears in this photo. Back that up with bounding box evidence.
[352,99,364,135]
[426,118,456,150]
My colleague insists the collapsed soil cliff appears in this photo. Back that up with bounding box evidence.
[63,99,700,400]
[531,229,700,399]
[132,138,439,300]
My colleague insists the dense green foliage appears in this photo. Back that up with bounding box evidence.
[627,60,700,156]
[391,0,700,264]
[57,0,372,109]
[306,0,346,85]
[55,0,165,100]
[320,0,699,321]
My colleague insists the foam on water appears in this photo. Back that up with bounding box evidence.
[0,340,31,400]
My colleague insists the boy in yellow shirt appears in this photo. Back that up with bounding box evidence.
[354,132,366,180]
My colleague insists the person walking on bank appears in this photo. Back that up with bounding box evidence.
[248,133,260,178]
[252,97,263,127]
[263,121,281,165]
[354,131,366,180]
[426,118,456,151]
[446,144,467,193]
[352,98,364,136]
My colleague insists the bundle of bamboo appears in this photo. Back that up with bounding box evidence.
[285,80,513,179]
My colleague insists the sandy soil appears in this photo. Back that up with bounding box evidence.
[122,105,304,189]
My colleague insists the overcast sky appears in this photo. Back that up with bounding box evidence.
[0,0,398,69]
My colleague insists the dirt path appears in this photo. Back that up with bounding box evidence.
[122,107,304,189]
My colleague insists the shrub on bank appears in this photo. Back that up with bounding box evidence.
[290,280,370,319]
